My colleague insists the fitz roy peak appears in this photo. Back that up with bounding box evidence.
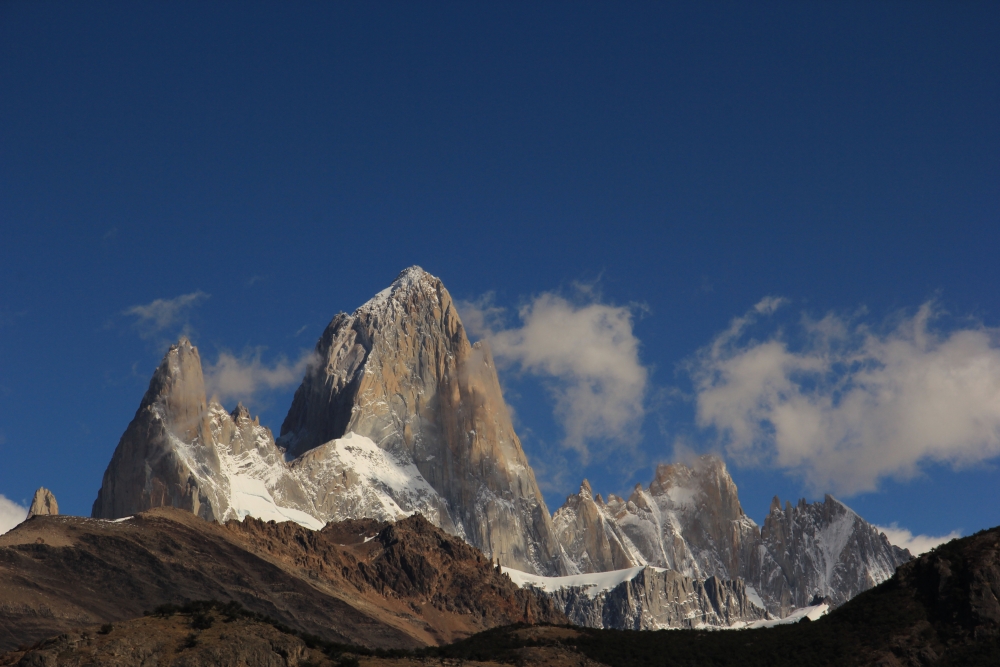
[92,265,910,625]
[93,266,568,576]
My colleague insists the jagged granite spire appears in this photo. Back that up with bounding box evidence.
[553,456,912,617]
[93,270,568,576]
[280,266,569,575]
[27,487,58,519]
[91,338,320,526]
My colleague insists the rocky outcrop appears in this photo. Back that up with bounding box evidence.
[26,488,57,519]
[553,456,911,618]
[553,480,645,573]
[555,456,766,582]
[279,267,568,575]
[91,267,909,624]
[530,566,769,630]
[91,339,322,527]
[0,507,565,652]
[760,494,912,611]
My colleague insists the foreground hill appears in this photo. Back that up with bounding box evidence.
[5,524,998,666]
[0,508,564,653]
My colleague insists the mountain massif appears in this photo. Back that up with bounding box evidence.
[85,266,909,631]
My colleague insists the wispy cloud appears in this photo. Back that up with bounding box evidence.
[459,291,648,463]
[0,494,27,535]
[692,299,1000,495]
[124,291,209,339]
[203,348,318,405]
[875,523,961,556]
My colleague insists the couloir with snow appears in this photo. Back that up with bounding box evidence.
[92,267,911,630]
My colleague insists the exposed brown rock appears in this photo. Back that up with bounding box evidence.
[0,507,564,653]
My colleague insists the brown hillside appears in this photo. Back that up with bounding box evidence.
[0,508,564,653]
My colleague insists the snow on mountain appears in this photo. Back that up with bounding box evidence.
[502,564,770,630]
[278,266,568,575]
[92,266,910,624]
[94,267,566,575]
[502,565,648,599]
[760,494,911,610]
[553,456,911,619]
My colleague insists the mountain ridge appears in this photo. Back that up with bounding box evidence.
[89,265,911,626]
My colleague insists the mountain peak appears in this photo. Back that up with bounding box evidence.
[27,487,58,519]
[278,266,567,575]
[355,265,442,318]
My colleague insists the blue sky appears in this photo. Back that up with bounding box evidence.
[2,2,998,551]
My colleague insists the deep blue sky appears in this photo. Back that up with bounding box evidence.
[2,2,998,545]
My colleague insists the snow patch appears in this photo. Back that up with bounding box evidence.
[745,585,766,611]
[736,603,830,629]
[227,476,325,530]
[503,565,646,599]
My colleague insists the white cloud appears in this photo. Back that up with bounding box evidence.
[460,292,648,462]
[0,494,27,535]
[124,291,209,339]
[692,299,1000,495]
[203,348,317,405]
[876,523,961,556]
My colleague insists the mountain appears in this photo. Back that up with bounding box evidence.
[91,265,907,623]
[279,266,567,576]
[760,493,911,611]
[0,507,564,653]
[549,455,910,619]
[91,339,324,528]
[93,267,565,575]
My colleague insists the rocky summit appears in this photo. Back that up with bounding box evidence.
[280,266,567,576]
[26,488,58,519]
[93,267,566,576]
[89,266,911,629]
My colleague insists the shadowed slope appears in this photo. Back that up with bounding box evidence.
[0,508,564,653]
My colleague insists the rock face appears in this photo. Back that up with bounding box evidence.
[279,267,567,575]
[507,565,769,630]
[760,494,911,611]
[92,340,323,528]
[26,488,57,519]
[551,455,911,618]
[0,507,565,652]
[93,267,566,576]
[91,265,909,625]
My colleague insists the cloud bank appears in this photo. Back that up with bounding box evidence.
[204,348,317,405]
[0,494,27,535]
[875,523,961,556]
[692,299,1000,495]
[124,291,209,339]
[460,292,647,462]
